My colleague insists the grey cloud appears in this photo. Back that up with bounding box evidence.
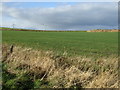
[2,3,118,30]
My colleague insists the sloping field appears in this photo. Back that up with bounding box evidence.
[2,30,118,57]
[2,30,119,88]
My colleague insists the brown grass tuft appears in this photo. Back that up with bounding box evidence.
[2,44,118,88]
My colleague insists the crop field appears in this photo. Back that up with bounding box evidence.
[2,30,118,57]
[2,30,119,89]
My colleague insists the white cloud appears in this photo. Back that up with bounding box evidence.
[1,2,118,30]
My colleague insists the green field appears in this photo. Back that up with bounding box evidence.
[2,30,118,57]
[2,30,119,88]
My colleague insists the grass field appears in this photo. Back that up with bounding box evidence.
[2,30,118,57]
[2,30,119,88]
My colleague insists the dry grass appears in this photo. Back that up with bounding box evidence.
[87,29,119,32]
[2,44,118,88]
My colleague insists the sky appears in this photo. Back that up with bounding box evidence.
[1,0,119,2]
[1,2,118,30]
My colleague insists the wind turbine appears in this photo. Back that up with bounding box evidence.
[42,24,48,30]
[12,24,15,29]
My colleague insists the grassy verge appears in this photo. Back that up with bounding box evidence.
[2,44,118,88]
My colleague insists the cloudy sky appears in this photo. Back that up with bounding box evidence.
[1,2,118,30]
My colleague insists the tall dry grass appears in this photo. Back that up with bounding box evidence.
[2,44,118,88]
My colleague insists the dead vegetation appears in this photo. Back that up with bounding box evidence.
[87,29,119,32]
[2,44,118,88]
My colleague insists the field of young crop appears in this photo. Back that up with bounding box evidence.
[2,30,119,88]
[2,30,118,57]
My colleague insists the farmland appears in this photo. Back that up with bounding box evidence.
[1,1,119,89]
[2,30,119,88]
[2,30,118,57]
